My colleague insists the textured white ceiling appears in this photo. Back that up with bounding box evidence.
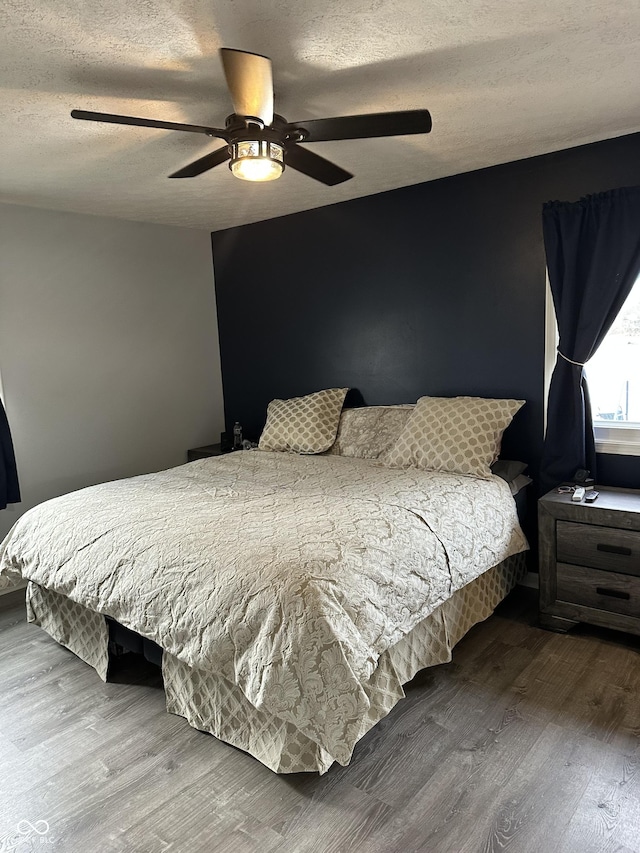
[1,0,639,232]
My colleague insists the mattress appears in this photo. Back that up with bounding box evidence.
[5,451,528,772]
[25,550,526,774]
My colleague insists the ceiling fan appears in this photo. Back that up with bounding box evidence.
[71,49,432,186]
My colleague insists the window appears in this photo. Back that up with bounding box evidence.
[586,274,640,456]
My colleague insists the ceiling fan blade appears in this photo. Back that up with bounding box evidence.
[286,109,432,142]
[70,110,228,139]
[284,143,352,186]
[219,48,274,126]
[168,146,230,178]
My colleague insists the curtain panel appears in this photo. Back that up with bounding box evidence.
[0,400,20,510]
[540,185,640,495]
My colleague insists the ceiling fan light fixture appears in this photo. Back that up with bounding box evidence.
[230,139,284,182]
[71,49,431,186]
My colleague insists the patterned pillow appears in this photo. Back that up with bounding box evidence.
[259,388,349,454]
[382,395,525,479]
[325,405,414,459]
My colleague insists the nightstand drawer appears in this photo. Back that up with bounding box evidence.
[557,562,640,617]
[557,520,640,577]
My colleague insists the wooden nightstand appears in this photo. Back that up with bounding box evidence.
[187,443,225,462]
[538,486,640,636]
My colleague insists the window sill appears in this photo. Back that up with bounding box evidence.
[595,426,640,457]
[596,440,640,456]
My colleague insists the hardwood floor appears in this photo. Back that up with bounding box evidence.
[1,588,639,853]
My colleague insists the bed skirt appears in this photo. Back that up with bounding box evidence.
[25,551,526,774]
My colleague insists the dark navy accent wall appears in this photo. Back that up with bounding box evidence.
[212,131,640,495]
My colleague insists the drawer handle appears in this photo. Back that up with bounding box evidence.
[596,587,631,600]
[597,543,632,556]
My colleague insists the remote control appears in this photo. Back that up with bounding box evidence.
[572,486,586,502]
[584,490,599,502]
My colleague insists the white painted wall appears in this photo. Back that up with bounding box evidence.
[0,203,224,546]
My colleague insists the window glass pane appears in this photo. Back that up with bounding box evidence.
[587,275,640,423]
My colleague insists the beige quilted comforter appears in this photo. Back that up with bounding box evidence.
[0,451,527,764]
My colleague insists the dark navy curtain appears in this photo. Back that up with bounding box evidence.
[0,399,20,510]
[540,186,640,494]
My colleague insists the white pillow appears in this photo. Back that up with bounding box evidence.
[325,405,414,459]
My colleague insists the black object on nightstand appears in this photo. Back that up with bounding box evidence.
[538,486,640,636]
[187,443,226,462]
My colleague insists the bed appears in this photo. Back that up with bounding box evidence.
[0,396,529,774]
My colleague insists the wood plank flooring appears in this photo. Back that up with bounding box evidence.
[1,588,639,853]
